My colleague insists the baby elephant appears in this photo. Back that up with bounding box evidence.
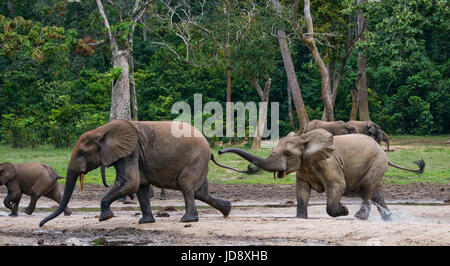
[0,162,72,216]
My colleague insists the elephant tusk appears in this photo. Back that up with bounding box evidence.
[80,173,84,191]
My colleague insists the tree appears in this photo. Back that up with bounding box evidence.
[292,0,334,121]
[355,0,370,121]
[95,0,152,121]
[271,0,309,130]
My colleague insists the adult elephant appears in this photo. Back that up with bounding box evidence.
[305,120,358,135]
[346,120,381,142]
[219,129,424,221]
[40,120,241,227]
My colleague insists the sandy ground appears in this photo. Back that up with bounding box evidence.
[0,183,449,246]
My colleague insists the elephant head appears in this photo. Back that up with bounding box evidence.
[0,162,16,186]
[219,129,335,178]
[40,120,138,227]
[367,121,381,139]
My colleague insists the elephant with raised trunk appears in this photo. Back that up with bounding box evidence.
[219,129,425,221]
[305,120,358,135]
[0,162,72,216]
[40,120,241,227]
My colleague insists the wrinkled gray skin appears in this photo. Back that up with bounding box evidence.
[346,120,381,142]
[305,120,359,135]
[100,166,166,200]
[377,130,390,152]
[40,120,240,227]
[219,129,425,221]
[0,162,72,217]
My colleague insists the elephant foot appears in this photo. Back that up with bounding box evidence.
[180,214,199,223]
[139,215,155,224]
[24,207,33,215]
[99,210,115,222]
[355,210,370,220]
[327,203,349,217]
[219,201,232,217]
[295,212,307,219]
[8,212,18,217]
[355,203,371,220]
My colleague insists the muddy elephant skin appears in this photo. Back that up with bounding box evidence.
[0,162,72,216]
[40,120,240,227]
[219,129,424,221]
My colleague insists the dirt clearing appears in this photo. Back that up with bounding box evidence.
[0,183,449,246]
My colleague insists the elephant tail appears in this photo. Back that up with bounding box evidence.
[210,154,253,174]
[56,175,65,180]
[388,158,425,173]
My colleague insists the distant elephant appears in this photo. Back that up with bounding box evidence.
[40,120,241,227]
[377,129,390,152]
[346,120,381,141]
[0,162,72,217]
[305,120,358,135]
[219,129,425,221]
[100,166,166,201]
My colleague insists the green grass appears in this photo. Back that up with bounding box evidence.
[0,135,448,186]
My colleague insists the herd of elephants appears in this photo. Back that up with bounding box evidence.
[0,119,425,227]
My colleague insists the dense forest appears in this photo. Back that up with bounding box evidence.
[0,0,448,149]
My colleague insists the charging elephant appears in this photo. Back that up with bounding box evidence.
[0,162,72,216]
[40,120,241,227]
[305,120,358,135]
[346,120,381,141]
[219,129,425,221]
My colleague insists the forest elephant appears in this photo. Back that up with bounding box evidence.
[40,120,242,227]
[346,120,381,141]
[377,129,390,152]
[305,120,358,135]
[219,129,425,221]
[0,162,72,217]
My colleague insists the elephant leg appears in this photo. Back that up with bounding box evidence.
[24,193,40,215]
[99,183,126,221]
[136,184,155,224]
[160,188,166,200]
[9,193,22,217]
[325,184,348,218]
[148,186,155,198]
[100,153,140,222]
[181,189,198,222]
[295,177,311,219]
[194,179,231,218]
[371,189,392,221]
[355,200,371,220]
[45,188,72,216]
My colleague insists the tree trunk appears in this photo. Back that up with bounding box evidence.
[110,51,131,121]
[272,0,309,131]
[357,0,370,121]
[298,0,333,121]
[250,76,271,150]
[129,53,138,120]
[287,83,294,129]
[350,87,359,120]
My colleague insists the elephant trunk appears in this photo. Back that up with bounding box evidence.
[386,138,390,152]
[39,169,78,227]
[218,148,286,178]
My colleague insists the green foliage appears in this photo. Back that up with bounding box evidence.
[0,0,448,150]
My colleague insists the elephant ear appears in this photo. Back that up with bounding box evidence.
[299,129,335,162]
[96,120,138,167]
[0,163,16,185]
[367,121,380,136]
